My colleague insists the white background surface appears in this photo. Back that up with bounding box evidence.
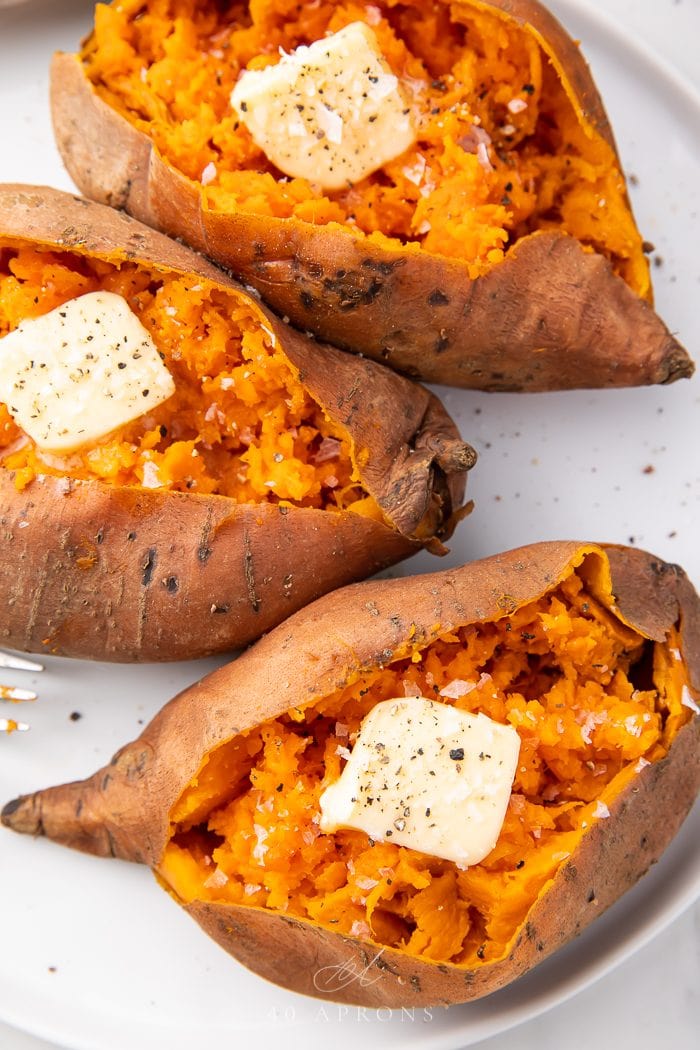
[0,0,698,1048]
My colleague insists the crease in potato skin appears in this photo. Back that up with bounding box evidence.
[2,542,698,1003]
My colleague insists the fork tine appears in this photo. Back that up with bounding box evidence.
[0,718,30,733]
[0,651,44,672]
[0,685,38,702]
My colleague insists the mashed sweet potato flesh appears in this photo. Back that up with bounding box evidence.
[160,566,692,967]
[83,0,648,294]
[0,240,370,512]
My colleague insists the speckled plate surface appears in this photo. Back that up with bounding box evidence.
[0,1,698,1048]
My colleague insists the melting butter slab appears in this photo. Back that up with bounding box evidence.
[320,696,521,865]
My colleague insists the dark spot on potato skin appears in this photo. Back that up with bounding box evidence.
[587,889,596,902]
[197,544,213,564]
[101,773,112,791]
[141,548,157,586]
[243,531,261,613]
[300,290,315,309]
[1,797,22,819]
[127,531,136,542]
[75,799,83,818]
[360,258,404,276]
[164,576,179,593]
[428,289,450,306]
[434,332,450,353]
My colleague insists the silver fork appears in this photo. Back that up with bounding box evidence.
[0,651,43,732]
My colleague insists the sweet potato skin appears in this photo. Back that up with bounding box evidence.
[0,185,474,661]
[3,542,699,1005]
[49,1,694,391]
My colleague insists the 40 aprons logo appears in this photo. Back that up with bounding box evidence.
[266,948,434,1024]
[313,947,387,994]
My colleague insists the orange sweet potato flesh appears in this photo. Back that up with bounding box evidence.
[3,541,698,1007]
[49,0,693,390]
[0,185,474,661]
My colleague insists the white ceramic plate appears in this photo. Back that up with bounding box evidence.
[0,1,698,1048]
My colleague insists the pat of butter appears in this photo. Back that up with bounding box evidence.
[319,697,520,866]
[231,22,416,190]
[0,291,175,453]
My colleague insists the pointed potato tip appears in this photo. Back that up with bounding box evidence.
[661,341,694,384]
[1,794,41,835]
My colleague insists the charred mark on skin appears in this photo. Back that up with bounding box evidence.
[243,531,261,613]
[360,258,404,275]
[105,828,118,859]
[525,921,536,942]
[164,576,179,593]
[212,604,230,614]
[127,531,137,542]
[75,799,83,818]
[563,863,578,881]
[95,529,104,545]
[300,290,315,310]
[587,889,596,903]
[322,269,389,309]
[649,559,677,578]
[434,331,450,354]
[141,548,157,587]
[197,507,215,564]
[428,289,450,306]
[1,796,23,820]
[410,975,421,991]
[125,750,150,780]
[336,377,361,414]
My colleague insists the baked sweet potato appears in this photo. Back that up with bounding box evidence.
[50,0,693,391]
[0,184,474,661]
[3,541,698,1006]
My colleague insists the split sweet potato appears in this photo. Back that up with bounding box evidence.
[0,185,474,661]
[50,0,693,390]
[3,541,698,1006]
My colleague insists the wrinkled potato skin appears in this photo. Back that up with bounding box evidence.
[50,1,693,390]
[3,542,699,1005]
[0,186,474,661]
